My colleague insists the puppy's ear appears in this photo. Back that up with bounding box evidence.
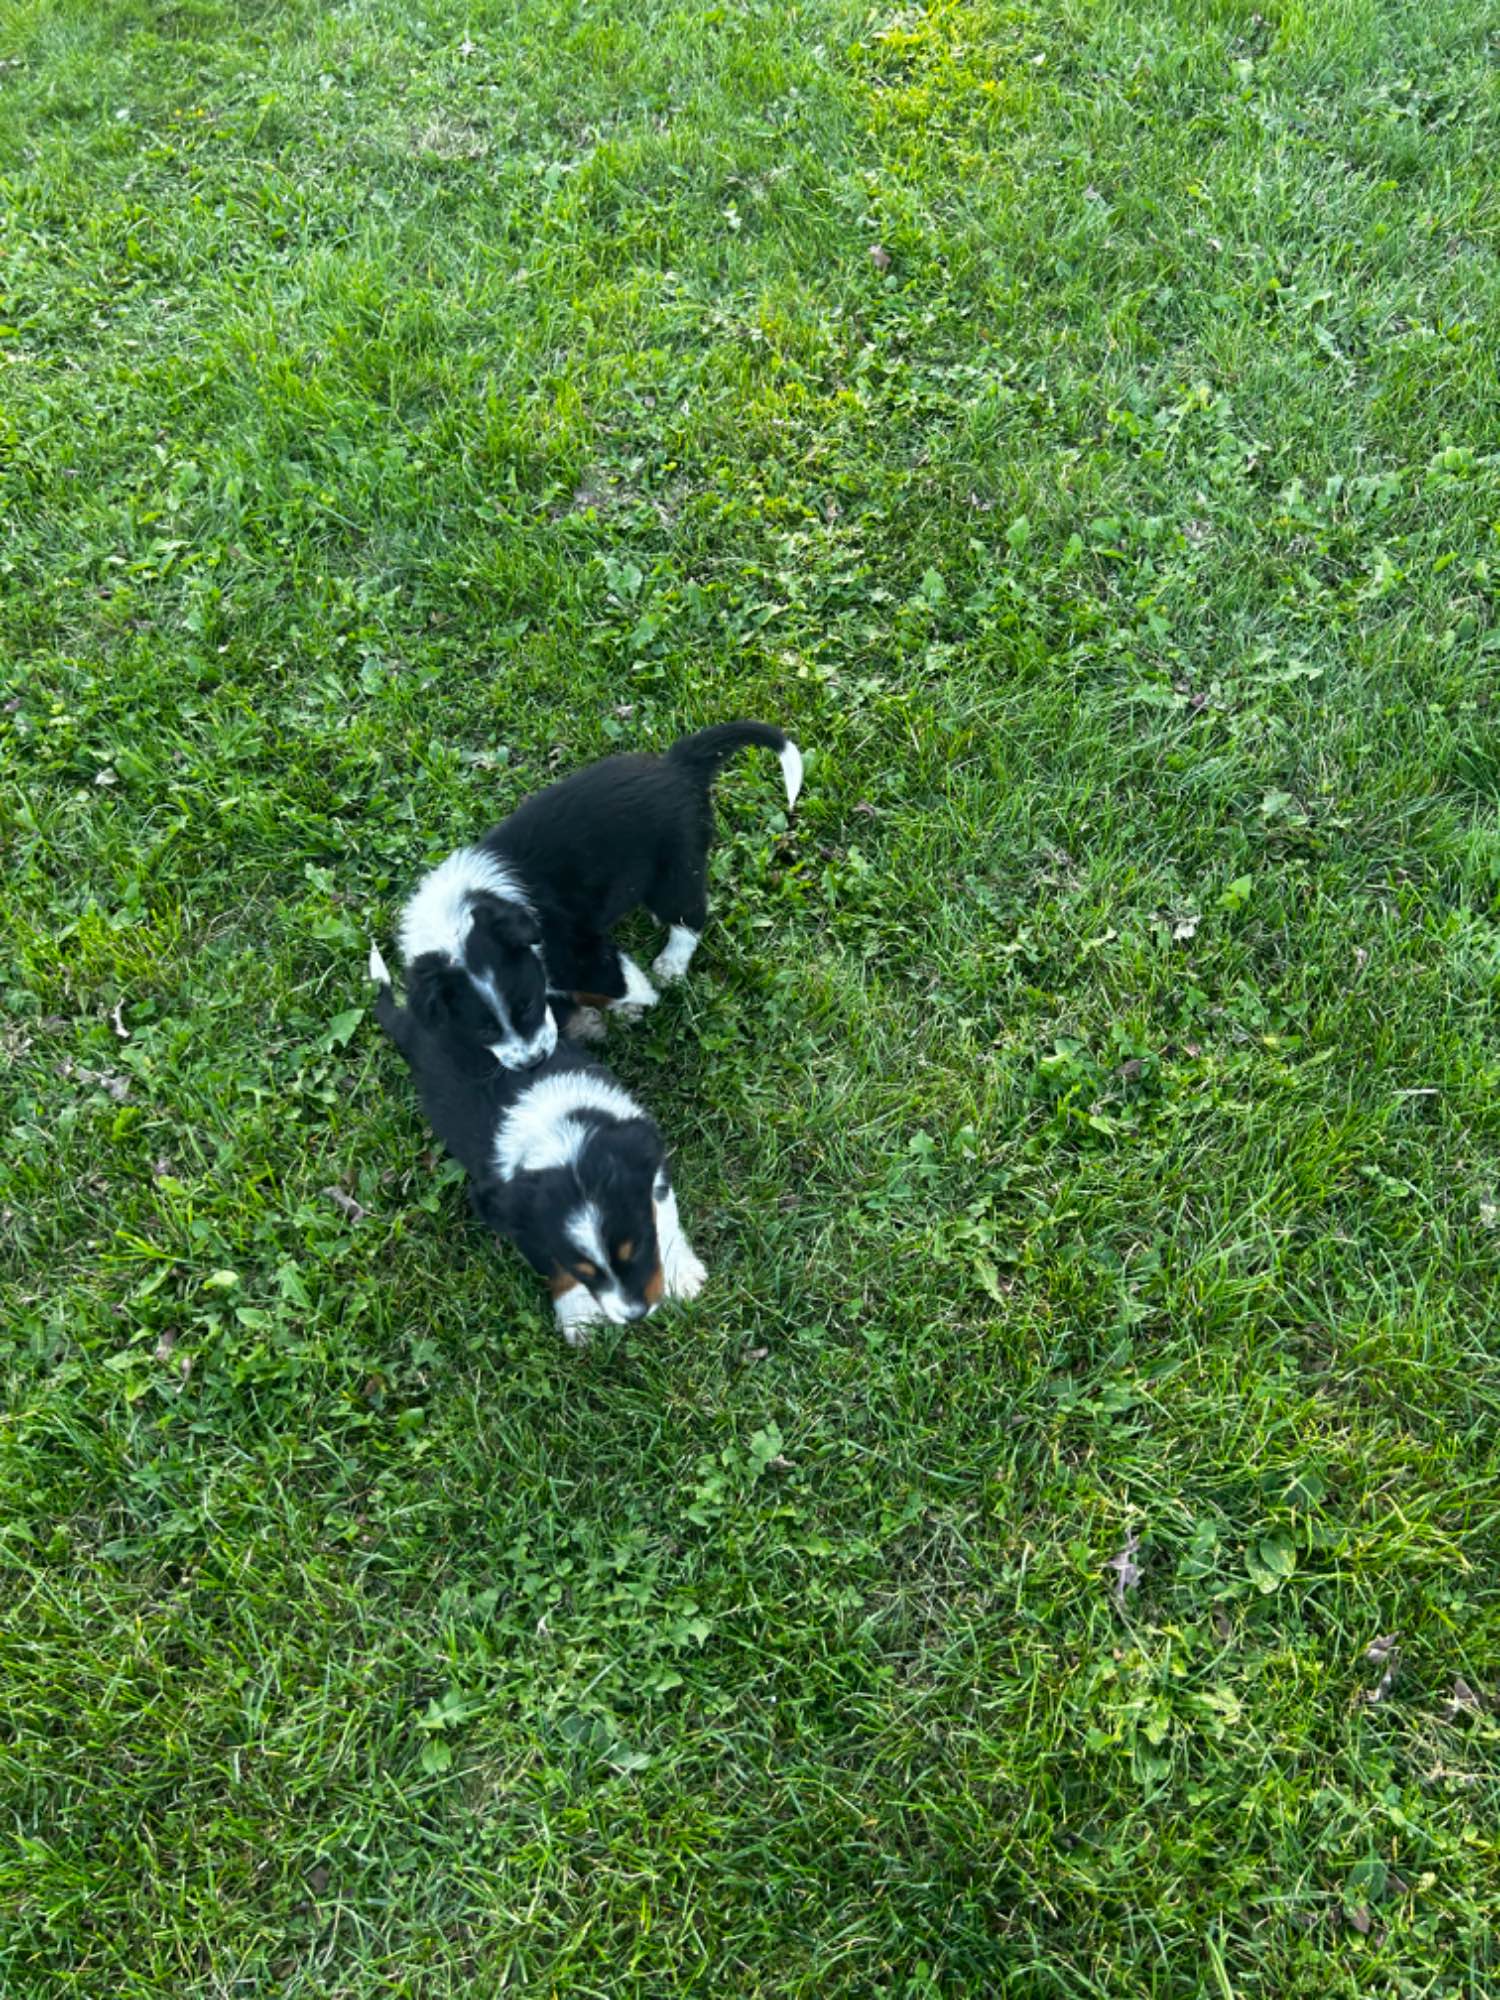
[590,1118,665,1198]
[470,897,540,953]
[407,956,466,1033]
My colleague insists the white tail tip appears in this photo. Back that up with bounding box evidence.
[780,740,804,811]
[368,943,391,987]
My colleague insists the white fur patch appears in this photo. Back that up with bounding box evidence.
[567,1202,610,1272]
[397,847,530,967]
[651,925,700,984]
[610,954,658,1011]
[368,943,391,987]
[483,1008,558,1073]
[553,1282,605,1348]
[655,1186,707,1301]
[779,740,804,811]
[486,1018,558,1073]
[493,1069,645,1180]
[565,1204,642,1322]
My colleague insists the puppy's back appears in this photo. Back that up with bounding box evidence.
[485,754,698,897]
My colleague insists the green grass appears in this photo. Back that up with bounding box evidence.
[2,0,1498,1990]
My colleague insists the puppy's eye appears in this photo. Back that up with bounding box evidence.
[574,1259,597,1280]
[615,1239,634,1262]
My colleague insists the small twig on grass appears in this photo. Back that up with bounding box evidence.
[323,1186,369,1224]
[1106,1528,1142,1610]
[1364,1633,1400,1703]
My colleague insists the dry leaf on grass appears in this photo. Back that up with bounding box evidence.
[323,1187,369,1223]
[68,1067,130,1102]
[1364,1633,1400,1702]
[154,1329,192,1385]
[1439,1676,1483,1722]
[1106,1528,1142,1607]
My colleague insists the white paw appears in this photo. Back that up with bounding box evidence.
[553,1285,604,1348]
[612,955,659,1009]
[664,1249,708,1301]
[651,925,700,985]
[566,1004,607,1043]
[368,943,391,986]
[651,947,695,985]
[611,1002,649,1025]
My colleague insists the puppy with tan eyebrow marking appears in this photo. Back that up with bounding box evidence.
[367,947,705,1344]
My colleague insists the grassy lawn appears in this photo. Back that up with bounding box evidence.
[3,0,1499,1990]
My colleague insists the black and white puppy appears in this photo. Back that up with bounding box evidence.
[397,721,802,1068]
[369,946,706,1343]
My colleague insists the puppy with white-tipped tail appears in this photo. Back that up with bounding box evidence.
[367,945,706,1345]
[395,721,803,1066]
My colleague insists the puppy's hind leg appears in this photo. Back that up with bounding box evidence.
[651,924,700,985]
[649,841,711,986]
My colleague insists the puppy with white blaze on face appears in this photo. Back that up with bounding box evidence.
[368,946,706,1343]
[396,850,558,1073]
[393,720,803,1067]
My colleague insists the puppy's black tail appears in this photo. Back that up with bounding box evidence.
[665,721,803,811]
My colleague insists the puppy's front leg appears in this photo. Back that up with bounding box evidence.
[653,1175,707,1301]
[551,1274,606,1348]
[610,953,659,1019]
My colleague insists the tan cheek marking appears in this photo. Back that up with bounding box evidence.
[549,1268,580,1298]
[617,1240,634,1262]
[644,1264,664,1306]
[572,991,615,1010]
